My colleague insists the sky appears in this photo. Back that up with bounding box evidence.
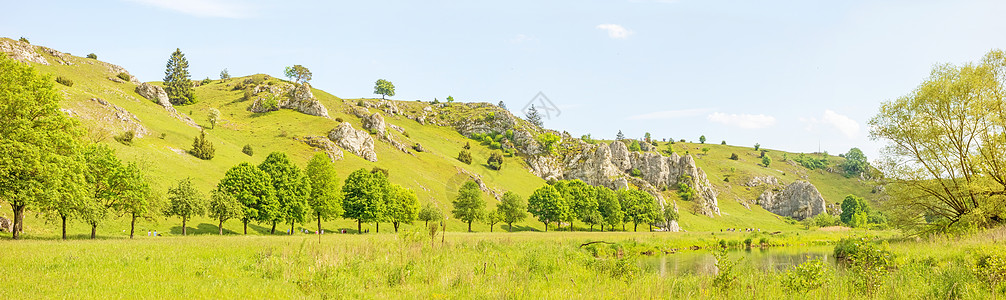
[5,0,1006,162]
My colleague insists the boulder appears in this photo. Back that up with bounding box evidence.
[744,176,779,187]
[327,122,377,162]
[247,83,329,117]
[90,98,149,138]
[757,180,827,220]
[300,135,344,161]
[284,83,329,117]
[362,113,386,136]
[136,83,171,107]
[0,216,10,232]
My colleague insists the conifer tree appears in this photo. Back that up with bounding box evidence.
[164,48,196,105]
[190,130,215,160]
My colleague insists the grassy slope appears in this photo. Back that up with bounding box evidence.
[5,40,878,238]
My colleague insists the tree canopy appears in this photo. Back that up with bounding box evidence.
[342,168,385,233]
[840,148,868,178]
[163,48,196,105]
[259,152,311,234]
[452,181,486,232]
[305,153,342,233]
[217,162,278,234]
[165,178,206,235]
[497,191,527,232]
[374,79,395,99]
[284,65,312,84]
[527,184,569,232]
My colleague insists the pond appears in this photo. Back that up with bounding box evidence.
[638,246,835,276]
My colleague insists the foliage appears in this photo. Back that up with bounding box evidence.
[487,150,504,170]
[207,108,221,129]
[581,134,596,144]
[259,152,312,232]
[219,68,230,81]
[163,48,197,105]
[729,153,739,160]
[761,155,772,167]
[417,202,444,227]
[242,144,253,156]
[497,191,527,231]
[699,135,706,144]
[385,184,419,232]
[840,147,868,178]
[628,140,641,152]
[116,72,130,81]
[754,143,760,151]
[373,79,395,99]
[457,150,472,164]
[189,130,215,160]
[55,76,73,87]
[446,95,454,103]
[783,258,831,292]
[164,178,206,235]
[525,104,543,127]
[616,130,624,140]
[86,53,97,59]
[711,248,740,293]
[792,153,828,170]
[536,132,560,154]
[677,176,696,201]
[18,37,28,43]
[208,189,244,234]
[630,168,642,177]
[283,65,312,84]
[596,187,623,231]
[342,168,385,231]
[217,162,278,233]
[484,208,501,231]
[114,130,135,146]
[619,189,659,231]
[527,184,569,231]
[974,252,1006,287]
[305,153,342,229]
[452,181,486,232]
[838,238,895,294]
[663,205,678,223]
[840,194,869,228]
[555,180,600,230]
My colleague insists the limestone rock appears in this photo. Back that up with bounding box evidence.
[89,98,149,138]
[300,135,344,162]
[757,180,827,220]
[413,143,425,152]
[744,176,779,187]
[0,38,48,65]
[609,141,632,171]
[363,113,386,136]
[328,122,377,162]
[136,83,171,107]
[284,83,329,117]
[0,216,11,232]
[247,83,329,117]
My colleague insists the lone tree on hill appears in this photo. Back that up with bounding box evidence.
[165,178,206,236]
[498,101,507,110]
[284,65,312,84]
[699,135,706,144]
[163,48,196,105]
[305,153,343,234]
[374,79,395,99]
[616,130,625,140]
[219,68,230,81]
[525,104,543,127]
[207,108,220,129]
[217,162,278,234]
[452,180,486,232]
[0,54,85,239]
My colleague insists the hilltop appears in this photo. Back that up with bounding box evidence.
[0,37,884,236]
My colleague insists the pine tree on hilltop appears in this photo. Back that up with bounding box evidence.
[525,104,543,127]
[164,48,197,105]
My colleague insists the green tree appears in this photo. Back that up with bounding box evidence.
[616,130,624,140]
[762,155,772,167]
[525,104,543,127]
[386,184,419,232]
[117,162,154,239]
[305,153,343,234]
[457,150,473,164]
[840,195,869,228]
[80,144,133,239]
[259,152,312,235]
[497,191,527,232]
[43,158,88,240]
[207,108,220,129]
[217,162,278,234]
[629,140,642,152]
[487,150,504,170]
[620,189,658,231]
[164,178,206,236]
[417,202,444,228]
[556,180,600,231]
[219,68,230,81]
[485,208,501,232]
[163,48,196,105]
[644,132,652,142]
[284,65,312,84]
[536,132,560,154]
[699,135,707,144]
[208,189,244,235]
[374,79,395,99]
[342,168,385,233]
[596,187,622,231]
[527,184,569,232]
[0,54,84,239]
[190,130,215,160]
[452,181,486,232]
[840,148,869,178]
[447,95,454,103]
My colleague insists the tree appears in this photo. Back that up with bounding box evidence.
[487,150,504,170]
[556,180,600,231]
[86,53,98,59]
[663,203,679,228]
[497,191,527,232]
[620,189,658,231]
[305,153,342,234]
[80,144,131,239]
[386,184,419,232]
[762,155,772,167]
[629,140,642,152]
[163,48,196,105]
[374,79,395,99]
[754,143,761,151]
[259,152,312,235]
[452,181,486,232]
[664,142,675,155]
[527,184,569,232]
[840,148,869,178]
[283,65,313,84]
[164,178,206,236]
[219,68,230,81]
[207,108,220,129]
[644,132,651,142]
[699,135,707,144]
[536,132,560,154]
[117,162,154,239]
[498,101,507,110]
[596,187,622,231]
[840,195,869,228]
[447,95,454,103]
[190,130,215,160]
[417,203,444,228]
[0,54,84,239]
[485,208,501,232]
[43,157,88,240]
[457,150,473,164]
[616,130,624,140]
[525,104,543,127]
[342,168,385,233]
[217,162,278,234]
[208,189,244,235]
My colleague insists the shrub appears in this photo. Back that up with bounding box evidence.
[729,153,739,160]
[86,53,97,59]
[243,88,254,101]
[114,130,135,146]
[762,155,772,167]
[262,95,279,111]
[754,143,760,151]
[55,76,73,87]
[975,253,1006,286]
[783,259,831,292]
[677,179,696,201]
[201,78,212,85]
[357,100,365,106]
[834,238,895,294]
[487,150,504,170]
[759,237,769,246]
[159,133,166,139]
[721,140,726,145]
[190,130,215,160]
[458,150,472,164]
[242,144,253,156]
[463,142,471,150]
[743,238,753,248]
[629,140,642,152]
[335,117,344,123]
[116,72,130,81]
[630,168,642,177]
[701,147,710,155]
[712,248,740,293]
[19,37,28,44]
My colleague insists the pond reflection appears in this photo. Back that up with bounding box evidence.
[638,246,835,276]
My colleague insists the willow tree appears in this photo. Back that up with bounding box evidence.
[870,49,1006,234]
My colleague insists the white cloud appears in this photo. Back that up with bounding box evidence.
[800,110,860,138]
[706,112,777,129]
[596,24,633,39]
[125,0,255,18]
[627,108,711,120]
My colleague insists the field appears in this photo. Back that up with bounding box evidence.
[4,227,1006,299]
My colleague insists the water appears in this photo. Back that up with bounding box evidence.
[638,246,835,276]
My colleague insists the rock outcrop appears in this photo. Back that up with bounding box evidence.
[0,38,48,65]
[0,216,11,232]
[327,122,377,162]
[89,98,150,138]
[248,83,329,117]
[744,176,779,187]
[362,113,386,136]
[757,180,827,220]
[136,83,170,107]
[299,135,344,162]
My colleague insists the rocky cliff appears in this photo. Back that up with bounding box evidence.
[757,180,827,220]
[328,122,377,162]
[248,83,329,117]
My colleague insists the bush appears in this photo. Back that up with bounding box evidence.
[754,143,760,151]
[201,78,212,85]
[729,153,739,160]
[630,168,642,177]
[114,130,135,146]
[357,100,365,106]
[262,95,279,111]
[487,150,503,170]
[677,176,696,201]
[629,140,642,152]
[243,88,254,101]
[55,76,73,87]
[743,238,753,248]
[86,53,97,59]
[242,144,253,156]
[334,117,344,123]
[762,155,772,167]
[813,213,838,227]
[463,142,471,150]
[19,37,28,44]
[712,248,740,293]
[190,130,215,160]
[783,259,831,292]
[721,140,726,145]
[159,133,166,139]
[116,72,130,82]
[458,150,472,164]
[975,253,1006,286]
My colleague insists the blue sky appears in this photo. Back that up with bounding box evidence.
[5,0,1006,161]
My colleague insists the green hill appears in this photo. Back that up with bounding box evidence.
[1,37,883,237]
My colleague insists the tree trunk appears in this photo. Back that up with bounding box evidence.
[649,224,652,232]
[376,222,380,233]
[490,223,493,232]
[61,214,68,240]
[424,220,429,228]
[590,224,594,232]
[634,222,638,232]
[90,223,97,239]
[270,221,276,234]
[357,219,362,234]
[11,204,25,239]
[468,221,472,232]
[317,212,323,234]
[130,215,137,239]
[219,219,224,235]
[509,222,513,232]
[622,223,626,231]
[290,222,294,235]
[543,221,548,232]
[182,217,187,236]
[393,222,399,233]
[243,220,248,235]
